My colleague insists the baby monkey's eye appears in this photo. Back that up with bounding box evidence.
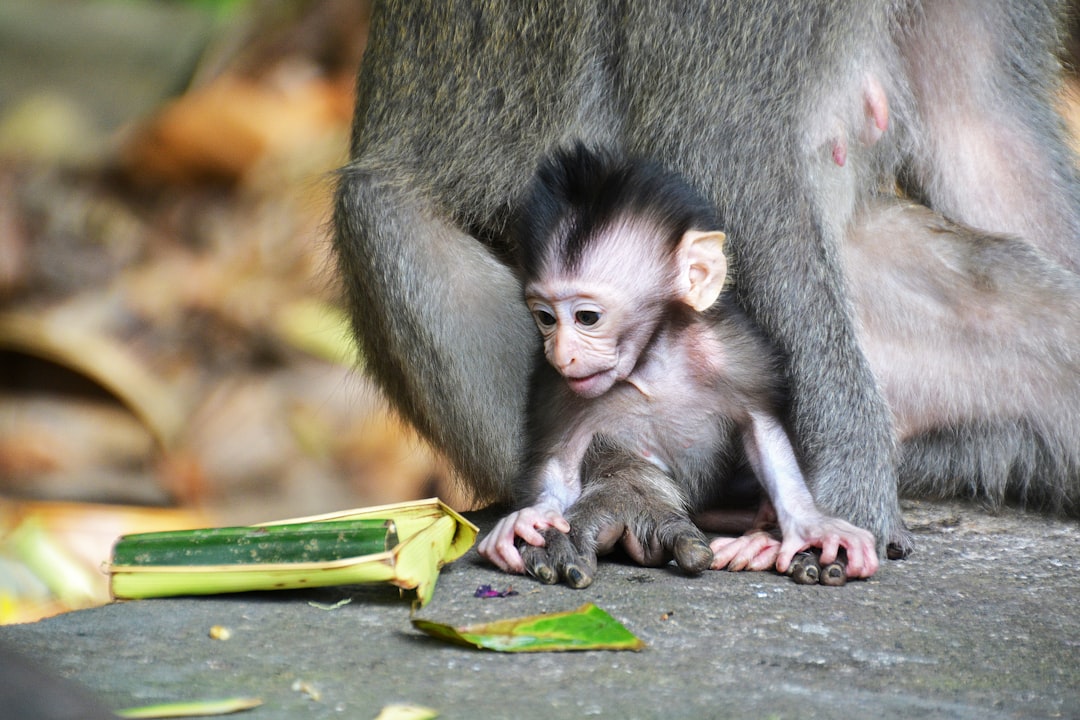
[535,310,557,327]
[575,310,600,326]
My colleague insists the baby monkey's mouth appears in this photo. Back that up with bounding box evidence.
[564,369,616,398]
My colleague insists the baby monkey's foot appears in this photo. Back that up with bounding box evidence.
[788,549,848,586]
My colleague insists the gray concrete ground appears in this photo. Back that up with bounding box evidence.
[2,500,1078,719]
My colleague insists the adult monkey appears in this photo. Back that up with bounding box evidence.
[333,1,1080,558]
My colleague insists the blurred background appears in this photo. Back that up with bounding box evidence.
[0,0,464,624]
[2,0,1080,625]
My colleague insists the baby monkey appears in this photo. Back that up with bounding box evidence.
[478,144,879,586]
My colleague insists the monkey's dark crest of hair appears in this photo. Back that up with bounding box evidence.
[515,144,722,278]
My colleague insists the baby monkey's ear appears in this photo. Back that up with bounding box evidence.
[678,230,728,312]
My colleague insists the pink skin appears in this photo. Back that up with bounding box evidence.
[832,138,849,167]
[712,530,782,571]
[524,278,652,401]
[545,306,621,398]
[775,513,879,578]
[477,289,633,573]
[482,498,880,579]
[476,288,625,572]
[564,369,617,398]
[708,500,879,579]
[479,243,879,581]
[708,501,783,571]
[478,502,570,573]
[831,73,890,167]
[478,382,882,582]
[861,73,890,145]
[478,329,882,581]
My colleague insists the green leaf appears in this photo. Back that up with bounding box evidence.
[412,603,645,652]
[107,499,478,608]
[115,696,262,718]
[111,519,396,566]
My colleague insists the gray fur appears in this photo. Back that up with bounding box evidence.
[520,441,715,588]
[846,200,1080,515]
[333,0,1080,555]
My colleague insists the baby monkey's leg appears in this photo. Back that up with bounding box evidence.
[520,449,712,588]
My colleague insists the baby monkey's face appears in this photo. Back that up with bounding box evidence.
[525,279,630,398]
